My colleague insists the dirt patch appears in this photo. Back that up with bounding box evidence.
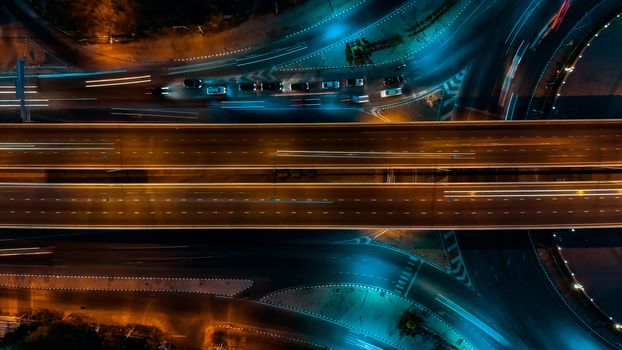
[373,230,449,269]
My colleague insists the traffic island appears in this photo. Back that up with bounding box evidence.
[371,229,450,271]
[280,0,472,71]
[262,284,470,349]
[0,273,252,296]
[204,323,326,350]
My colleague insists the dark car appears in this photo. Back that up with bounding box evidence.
[183,79,203,88]
[261,81,283,91]
[383,75,404,86]
[290,82,310,91]
[239,82,257,92]
[145,86,170,96]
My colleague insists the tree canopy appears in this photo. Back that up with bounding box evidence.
[32,0,307,39]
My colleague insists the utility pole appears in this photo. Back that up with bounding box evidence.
[16,60,30,123]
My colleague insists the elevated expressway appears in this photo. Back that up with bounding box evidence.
[0,120,620,170]
[1,120,621,230]
[0,181,620,230]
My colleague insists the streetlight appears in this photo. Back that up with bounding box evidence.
[327,0,334,15]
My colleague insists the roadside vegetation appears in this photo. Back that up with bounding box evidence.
[398,309,459,350]
[1,309,169,350]
[27,0,306,43]
[343,0,459,65]
[406,0,458,37]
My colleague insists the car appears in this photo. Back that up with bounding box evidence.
[345,78,365,87]
[383,75,404,86]
[239,82,257,92]
[206,86,227,95]
[290,82,310,91]
[183,79,203,88]
[261,81,283,91]
[380,87,402,98]
[321,81,340,89]
[145,86,170,96]
[350,95,369,104]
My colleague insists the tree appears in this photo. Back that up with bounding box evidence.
[345,42,353,65]
[23,321,103,350]
[71,0,137,41]
[352,46,365,65]
[397,309,424,337]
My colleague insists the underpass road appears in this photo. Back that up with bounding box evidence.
[1,182,622,229]
[0,120,621,169]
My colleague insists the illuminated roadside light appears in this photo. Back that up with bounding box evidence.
[571,228,575,232]
[573,283,583,290]
[564,66,575,72]
[577,190,584,196]
[558,246,562,250]
[615,323,622,330]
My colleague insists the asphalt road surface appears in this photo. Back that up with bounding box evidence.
[0,181,621,229]
[1,120,622,170]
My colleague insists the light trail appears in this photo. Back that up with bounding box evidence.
[436,294,510,347]
[85,75,151,84]
[111,107,199,115]
[86,79,152,88]
[110,112,198,120]
[235,45,308,66]
[276,150,475,159]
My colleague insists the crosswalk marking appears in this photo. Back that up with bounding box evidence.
[395,256,422,297]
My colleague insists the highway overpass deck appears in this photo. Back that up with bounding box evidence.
[0,120,621,170]
[0,181,621,230]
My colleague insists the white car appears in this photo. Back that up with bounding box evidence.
[321,81,340,89]
[350,95,369,104]
[380,87,402,98]
[206,86,227,95]
[346,78,365,87]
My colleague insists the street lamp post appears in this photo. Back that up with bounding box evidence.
[327,0,334,15]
